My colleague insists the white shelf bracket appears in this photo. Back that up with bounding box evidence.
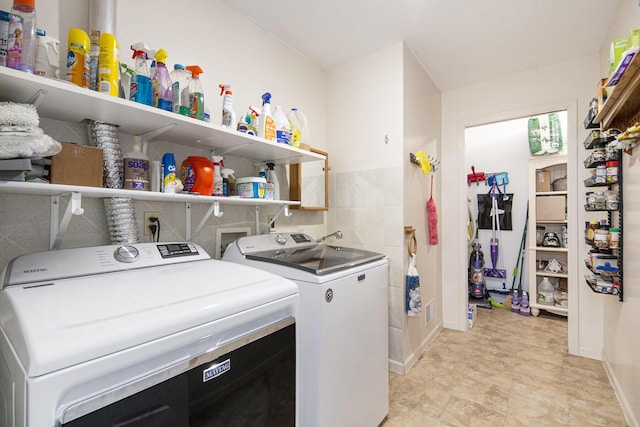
[137,123,177,154]
[28,89,48,107]
[50,192,84,250]
[186,201,223,241]
[211,142,252,157]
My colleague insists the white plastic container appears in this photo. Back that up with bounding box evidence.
[258,92,276,141]
[287,107,309,148]
[170,64,191,116]
[537,277,555,306]
[273,105,291,145]
[236,177,266,199]
[35,29,60,78]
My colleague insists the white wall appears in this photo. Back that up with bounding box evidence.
[326,42,443,372]
[401,44,442,371]
[441,54,602,361]
[599,1,640,424]
[326,42,405,367]
[0,0,329,269]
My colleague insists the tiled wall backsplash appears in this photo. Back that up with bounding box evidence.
[328,166,404,363]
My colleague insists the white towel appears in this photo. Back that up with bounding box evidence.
[0,102,39,127]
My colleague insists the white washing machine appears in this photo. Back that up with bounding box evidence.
[0,242,299,426]
[223,232,389,427]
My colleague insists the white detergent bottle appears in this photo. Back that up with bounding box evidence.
[219,84,237,129]
[537,277,555,306]
[273,106,291,145]
[266,162,279,200]
[287,107,309,148]
[258,92,276,141]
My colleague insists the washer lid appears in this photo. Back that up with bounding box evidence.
[246,244,385,275]
[0,247,298,377]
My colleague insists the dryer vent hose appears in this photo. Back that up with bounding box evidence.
[88,120,139,244]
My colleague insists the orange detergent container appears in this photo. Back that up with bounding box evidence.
[180,156,214,195]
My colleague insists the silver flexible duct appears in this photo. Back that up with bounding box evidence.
[88,120,138,244]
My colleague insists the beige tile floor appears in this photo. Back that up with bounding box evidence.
[383,306,628,427]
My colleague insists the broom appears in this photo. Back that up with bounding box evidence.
[504,203,528,308]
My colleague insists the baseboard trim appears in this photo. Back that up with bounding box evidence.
[388,322,443,375]
[603,354,639,427]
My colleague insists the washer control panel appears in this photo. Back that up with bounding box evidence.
[2,242,210,288]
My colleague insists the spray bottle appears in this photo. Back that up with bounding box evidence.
[266,162,279,200]
[219,84,237,129]
[211,155,224,196]
[153,48,172,111]
[170,64,191,116]
[119,63,133,100]
[221,167,235,196]
[186,65,204,120]
[130,43,152,106]
[257,92,276,141]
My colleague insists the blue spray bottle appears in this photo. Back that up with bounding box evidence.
[130,43,152,106]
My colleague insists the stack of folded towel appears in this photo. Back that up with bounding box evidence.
[0,102,61,159]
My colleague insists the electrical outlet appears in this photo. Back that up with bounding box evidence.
[268,215,276,231]
[144,211,160,235]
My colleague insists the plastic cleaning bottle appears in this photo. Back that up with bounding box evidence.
[153,49,172,111]
[66,28,90,88]
[161,152,177,193]
[170,64,191,116]
[287,107,308,148]
[219,84,237,129]
[266,162,279,200]
[130,43,152,106]
[537,277,555,306]
[97,32,119,96]
[221,167,235,196]
[9,0,36,73]
[258,92,276,141]
[120,63,133,100]
[123,136,150,191]
[186,65,205,120]
[273,106,291,145]
[211,155,224,196]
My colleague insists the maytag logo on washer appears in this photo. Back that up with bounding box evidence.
[203,359,231,382]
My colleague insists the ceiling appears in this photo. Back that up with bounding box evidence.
[221,0,621,92]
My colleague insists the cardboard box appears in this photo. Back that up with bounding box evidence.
[610,37,629,74]
[49,142,104,187]
[536,171,551,192]
[536,195,565,221]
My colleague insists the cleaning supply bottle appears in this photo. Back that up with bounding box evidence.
[170,64,191,116]
[119,63,133,100]
[152,48,172,111]
[258,92,276,141]
[186,65,205,120]
[130,43,152,106]
[287,107,308,148]
[9,0,36,73]
[65,28,90,88]
[221,167,235,196]
[219,84,237,129]
[266,162,279,200]
[97,32,119,96]
[537,277,555,306]
[123,136,150,191]
[161,152,177,193]
[211,155,224,196]
[273,106,291,145]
